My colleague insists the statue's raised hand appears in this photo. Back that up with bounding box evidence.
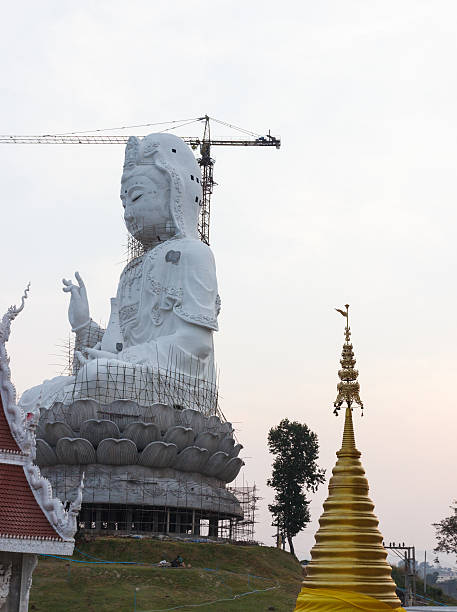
[62,272,90,331]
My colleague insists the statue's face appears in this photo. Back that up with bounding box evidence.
[120,166,171,243]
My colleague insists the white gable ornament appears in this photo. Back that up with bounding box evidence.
[0,288,81,612]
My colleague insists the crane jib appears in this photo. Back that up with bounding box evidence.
[0,135,281,148]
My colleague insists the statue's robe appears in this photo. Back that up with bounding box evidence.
[118,237,219,351]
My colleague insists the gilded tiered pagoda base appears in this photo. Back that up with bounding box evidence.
[295,587,404,611]
[297,407,402,610]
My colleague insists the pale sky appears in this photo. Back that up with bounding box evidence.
[1,1,456,565]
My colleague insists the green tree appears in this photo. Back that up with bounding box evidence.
[433,501,457,558]
[267,418,325,557]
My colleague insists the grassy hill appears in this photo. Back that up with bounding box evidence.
[29,537,303,612]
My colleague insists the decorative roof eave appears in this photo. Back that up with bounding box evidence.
[0,285,35,456]
[0,450,29,465]
[0,535,74,556]
[24,463,83,541]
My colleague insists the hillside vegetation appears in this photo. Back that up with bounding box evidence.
[391,565,457,607]
[30,537,303,612]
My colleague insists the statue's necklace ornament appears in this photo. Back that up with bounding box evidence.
[333,304,364,416]
[294,307,403,611]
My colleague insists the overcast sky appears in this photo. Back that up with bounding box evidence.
[1,1,456,565]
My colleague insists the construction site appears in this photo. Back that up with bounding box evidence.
[7,116,280,550]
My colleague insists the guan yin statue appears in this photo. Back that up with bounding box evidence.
[19,134,244,536]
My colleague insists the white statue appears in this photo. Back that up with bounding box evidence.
[20,134,220,413]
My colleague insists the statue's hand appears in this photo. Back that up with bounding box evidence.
[86,348,118,360]
[62,272,90,331]
[75,348,118,366]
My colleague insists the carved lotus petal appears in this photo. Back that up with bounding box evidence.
[174,446,209,473]
[141,402,166,420]
[80,420,120,447]
[98,400,141,431]
[220,421,233,435]
[123,422,161,450]
[137,405,155,425]
[230,443,243,459]
[142,403,175,432]
[164,426,195,452]
[56,437,96,465]
[219,436,235,455]
[194,432,219,456]
[204,451,229,477]
[65,399,98,431]
[36,439,57,466]
[206,415,222,432]
[139,441,178,468]
[35,423,46,440]
[216,457,244,483]
[39,401,63,431]
[43,421,75,446]
[97,438,138,465]
[180,408,204,434]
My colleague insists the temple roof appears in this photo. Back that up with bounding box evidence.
[0,394,67,552]
[0,463,63,540]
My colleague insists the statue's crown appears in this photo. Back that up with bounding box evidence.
[124,135,161,168]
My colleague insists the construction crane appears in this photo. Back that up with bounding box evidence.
[0,115,280,245]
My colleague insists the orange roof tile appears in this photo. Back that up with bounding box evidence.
[0,463,62,540]
[0,394,21,453]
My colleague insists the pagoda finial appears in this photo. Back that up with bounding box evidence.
[333,304,364,416]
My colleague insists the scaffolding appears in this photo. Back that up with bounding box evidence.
[44,463,257,542]
[227,485,260,543]
[70,358,218,415]
[125,222,177,263]
[52,334,76,377]
[46,345,219,422]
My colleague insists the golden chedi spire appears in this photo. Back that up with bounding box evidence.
[295,306,403,611]
[333,304,363,416]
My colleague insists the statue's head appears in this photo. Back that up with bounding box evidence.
[121,133,202,245]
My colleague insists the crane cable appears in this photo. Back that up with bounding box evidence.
[207,117,263,138]
[45,116,265,139]
[158,118,206,134]
[51,117,205,136]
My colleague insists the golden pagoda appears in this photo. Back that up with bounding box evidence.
[295,305,404,611]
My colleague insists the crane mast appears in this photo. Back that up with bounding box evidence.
[198,116,214,244]
[0,116,280,245]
